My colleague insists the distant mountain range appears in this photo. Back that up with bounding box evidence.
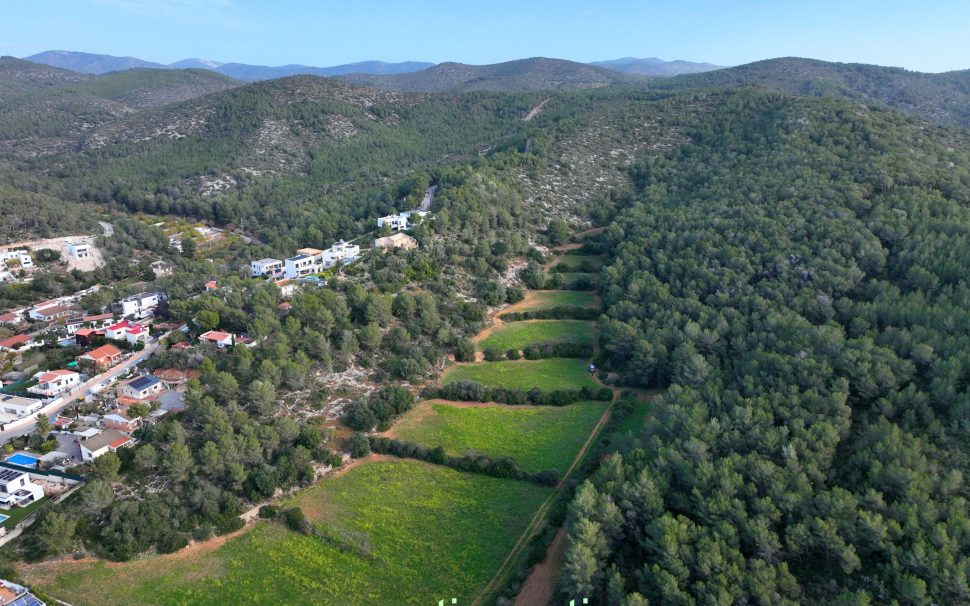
[339,58,637,92]
[24,50,435,81]
[22,50,721,82]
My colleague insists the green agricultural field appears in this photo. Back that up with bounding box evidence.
[394,401,608,473]
[500,290,601,314]
[26,460,550,606]
[442,358,598,391]
[551,254,606,272]
[477,320,595,351]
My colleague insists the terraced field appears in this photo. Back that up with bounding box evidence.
[25,460,550,606]
[476,320,595,351]
[550,254,606,272]
[392,400,609,473]
[442,358,598,391]
[498,290,601,314]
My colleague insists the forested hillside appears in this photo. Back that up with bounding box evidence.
[340,57,636,92]
[564,91,970,604]
[655,57,970,129]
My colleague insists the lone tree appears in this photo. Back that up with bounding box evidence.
[546,218,570,246]
[36,511,77,555]
[35,412,51,438]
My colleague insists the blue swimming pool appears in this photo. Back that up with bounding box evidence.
[5,453,38,467]
[0,514,9,525]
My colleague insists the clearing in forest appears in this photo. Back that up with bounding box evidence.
[476,320,596,351]
[499,290,601,315]
[25,460,550,606]
[392,400,609,473]
[549,254,606,273]
[442,358,598,391]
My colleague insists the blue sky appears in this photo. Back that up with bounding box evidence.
[3,0,969,72]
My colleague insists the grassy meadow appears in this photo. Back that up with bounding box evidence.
[392,401,608,473]
[499,290,601,314]
[477,320,596,351]
[442,358,598,391]
[25,460,550,606]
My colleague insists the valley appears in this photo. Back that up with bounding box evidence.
[1,38,970,606]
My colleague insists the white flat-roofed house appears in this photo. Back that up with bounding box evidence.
[250,258,284,278]
[283,254,321,279]
[28,369,80,397]
[0,249,33,269]
[376,210,428,232]
[0,394,44,419]
[118,291,165,319]
[321,240,360,268]
[0,468,45,508]
[67,241,91,259]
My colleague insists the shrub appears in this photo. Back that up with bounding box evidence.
[285,507,310,534]
[216,516,245,535]
[191,524,214,542]
[506,348,521,360]
[483,347,505,362]
[349,432,371,458]
[258,505,279,519]
[454,338,476,362]
[156,531,190,554]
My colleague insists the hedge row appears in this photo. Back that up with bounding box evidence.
[501,306,600,322]
[422,380,612,406]
[368,436,560,487]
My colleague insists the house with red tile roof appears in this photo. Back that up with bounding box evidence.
[78,343,124,369]
[0,310,25,325]
[198,330,235,348]
[79,429,134,461]
[105,319,148,345]
[0,333,39,352]
[28,369,80,397]
[29,304,78,322]
[74,328,103,347]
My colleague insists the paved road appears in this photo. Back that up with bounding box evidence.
[0,338,164,445]
[418,185,437,212]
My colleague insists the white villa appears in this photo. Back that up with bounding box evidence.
[377,210,428,232]
[321,240,360,268]
[275,240,361,279]
[0,249,33,270]
[284,253,319,279]
[67,241,91,259]
[118,291,165,319]
[0,468,45,508]
[250,258,284,278]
